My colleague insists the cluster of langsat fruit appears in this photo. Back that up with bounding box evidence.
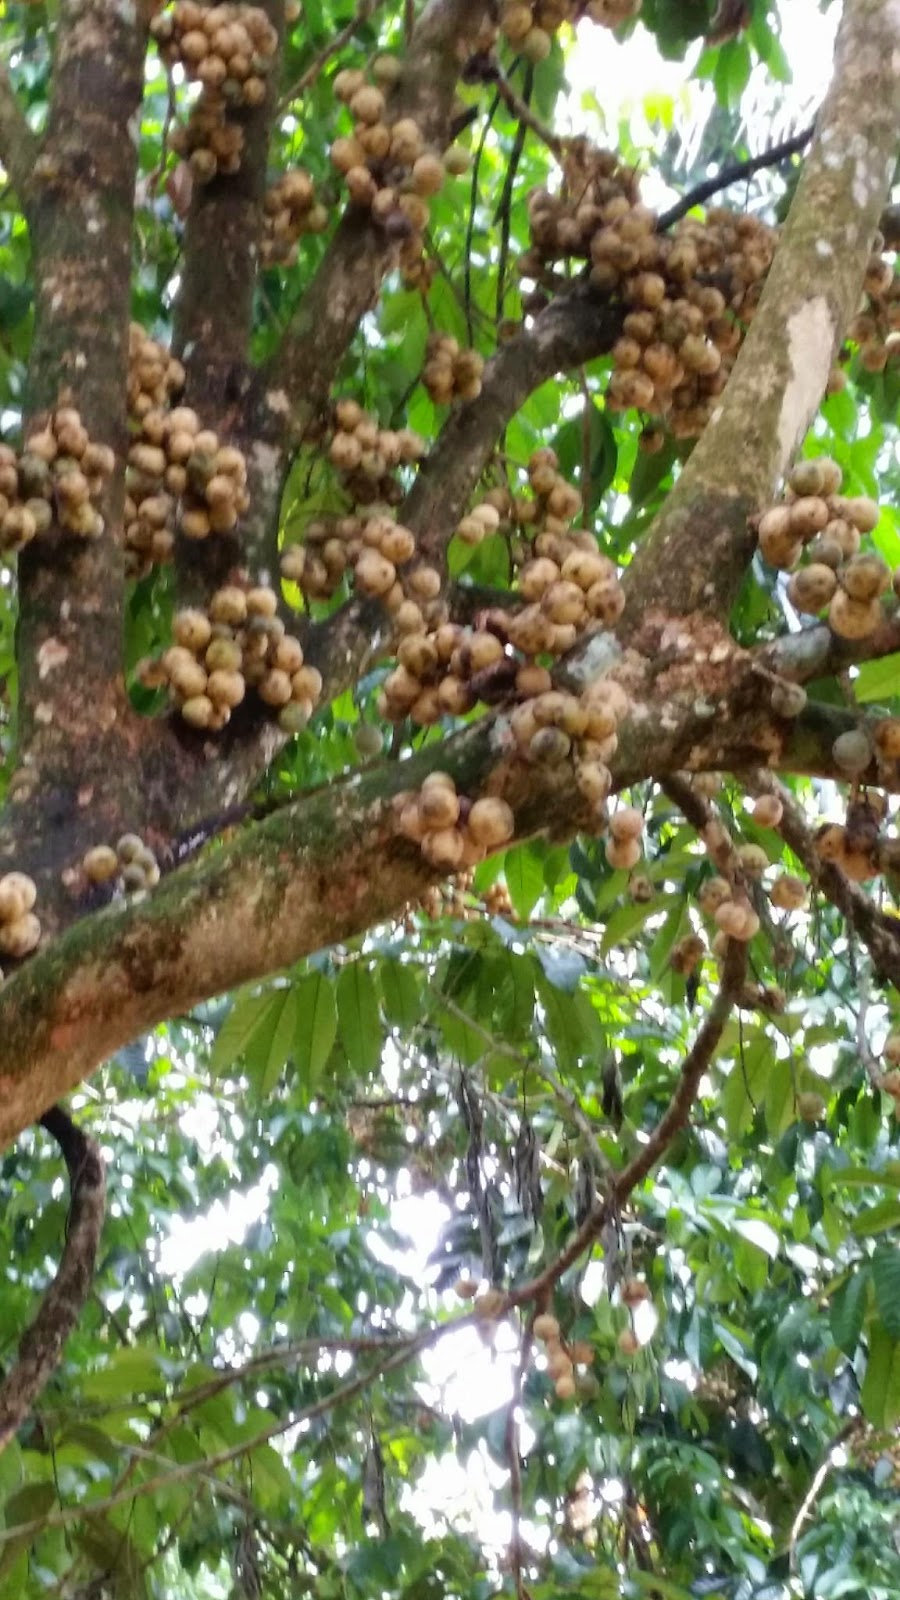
[758,457,890,641]
[138,582,322,733]
[329,63,471,285]
[326,398,426,509]
[847,239,900,373]
[508,678,629,817]
[83,835,161,894]
[0,409,116,554]
[261,168,328,267]
[153,3,278,183]
[125,326,249,570]
[0,871,40,961]
[532,1312,596,1401]
[169,95,245,185]
[128,322,185,420]
[524,143,780,440]
[493,0,640,61]
[393,772,516,870]
[414,873,516,924]
[282,508,422,608]
[696,872,760,949]
[152,2,277,100]
[126,406,249,565]
[502,451,625,654]
[422,334,485,405]
[812,787,891,884]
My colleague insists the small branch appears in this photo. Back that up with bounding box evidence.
[657,122,815,232]
[744,771,900,996]
[495,66,562,157]
[0,1108,106,1453]
[505,1314,533,1600]
[278,0,380,109]
[0,63,38,206]
[506,940,746,1308]
[788,1421,854,1574]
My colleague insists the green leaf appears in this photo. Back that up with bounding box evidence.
[854,653,900,705]
[851,1198,900,1237]
[830,1266,870,1355]
[861,1321,900,1429]
[336,963,381,1074]
[80,1348,173,1400]
[294,971,338,1095]
[503,843,545,920]
[379,959,422,1029]
[246,987,297,1097]
[436,1001,484,1065]
[872,1244,900,1339]
[210,988,277,1076]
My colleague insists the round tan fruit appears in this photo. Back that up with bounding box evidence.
[467,798,515,849]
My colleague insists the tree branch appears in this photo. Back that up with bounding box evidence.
[0,63,38,207]
[758,601,900,686]
[0,1107,105,1452]
[656,122,815,233]
[173,0,284,402]
[616,0,900,628]
[0,635,830,1149]
[744,770,900,993]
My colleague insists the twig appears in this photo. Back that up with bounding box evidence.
[506,1313,533,1600]
[494,67,562,157]
[657,121,816,232]
[744,771,900,995]
[278,0,379,111]
[464,89,501,343]
[494,67,532,326]
[788,1421,854,1573]
[0,1108,106,1453]
[0,1317,476,1546]
[505,939,747,1308]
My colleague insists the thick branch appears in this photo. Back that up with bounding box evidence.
[10,0,148,920]
[170,0,287,602]
[758,602,900,685]
[619,0,900,626]
[0,64,38,206]
[1,634,878,1148]
[172,0,283,396]
[0,1107,105,1452]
